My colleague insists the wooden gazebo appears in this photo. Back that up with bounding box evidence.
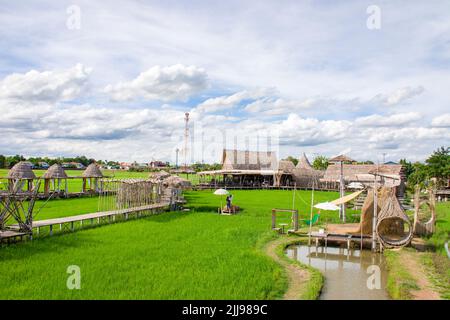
[43,164,68,196]
[82,164,103,193]
[7,161,36,191]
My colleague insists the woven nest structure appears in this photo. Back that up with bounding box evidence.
[376,188,413,248]
[82,164,103,178]
[43,164,68,179]
[7,162,36,180]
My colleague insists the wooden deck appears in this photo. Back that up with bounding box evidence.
[308,231,375,250]
[5,202,170,239]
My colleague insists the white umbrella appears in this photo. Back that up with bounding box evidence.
[314,202,340,211]
[213,189,229,195]
[214,189,229,212]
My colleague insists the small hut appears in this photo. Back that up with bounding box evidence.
[7,161,36,191]
[292,153,324,188]
[82,164,103,193]
[43,164,68,196]
[149,170,171,181]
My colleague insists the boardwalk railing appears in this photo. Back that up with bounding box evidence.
[2,202,170,243]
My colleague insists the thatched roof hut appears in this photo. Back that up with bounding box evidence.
[82,164,103,178]
[329,154,355,163]
[162,175,192,189]
[296,153,313,169]
[221,149,278,170]
[7,161,36,179]
[149,170,171,180]
[43,164,68,179]
[277,160,295,173]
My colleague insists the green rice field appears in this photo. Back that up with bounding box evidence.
[0,189,448,299]
[0,189,342,299]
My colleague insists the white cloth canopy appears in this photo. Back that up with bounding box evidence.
[314,202,340,211]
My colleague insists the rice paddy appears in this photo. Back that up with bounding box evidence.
[0,189,341,299]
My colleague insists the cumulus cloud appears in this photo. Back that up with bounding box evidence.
[104,64,208,102]
[431,113,450,127]
[355,112,421,127]
[0,64,91,102]
[276,114,351,146]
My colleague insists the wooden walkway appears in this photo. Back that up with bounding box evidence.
[307,231,375,250]
[4,202,170,240]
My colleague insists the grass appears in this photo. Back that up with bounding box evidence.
[274,237,324,300]
[0,189,340,299]
[384,250,420,300]
[420,253,450,299]
[427,201,450,255]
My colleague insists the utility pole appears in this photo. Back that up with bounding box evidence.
[175,148,179,169]
[382,152,387,164]
[339,160,345,222]
[183,112,189,171]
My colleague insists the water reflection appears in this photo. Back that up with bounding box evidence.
[286,245,389,300]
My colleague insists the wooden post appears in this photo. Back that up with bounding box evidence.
[44,179,50,196]
[271,209,276,229]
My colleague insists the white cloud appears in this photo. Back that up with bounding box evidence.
[374,86,425,106]
[0,64,91,102]
[355,112,421,127]
[431,113,450,127]
[194,88,273,113]
[276,114,351,146]
[104,64,208,102]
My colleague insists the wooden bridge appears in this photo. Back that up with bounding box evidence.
[1,202,170,244]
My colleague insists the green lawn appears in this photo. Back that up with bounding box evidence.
[0,189,341,299]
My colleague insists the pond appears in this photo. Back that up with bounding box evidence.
[286,244,389,300]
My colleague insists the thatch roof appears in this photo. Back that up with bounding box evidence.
[296,153,313,169]
[322,164,404,184]
[149,170,171,180]
[82,163,103,178]
[162,175,192,189]
[43,164,68,179]
[222,149,278,171]
[7,161,36,179]
[329,154,355,163]
[277,160,295,173]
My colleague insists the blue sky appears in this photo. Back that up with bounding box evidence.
[0,0,449,163]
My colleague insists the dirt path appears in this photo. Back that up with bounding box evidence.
[265,237,311,300]
[399,250,441,300]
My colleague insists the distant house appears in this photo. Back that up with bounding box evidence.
[37,161,50,169]
[61,162,86,169]
[150,161,169,168]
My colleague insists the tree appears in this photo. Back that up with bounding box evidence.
[283,156,298,166]
[425,147,450,185]
[399,158,414,180]
[312,155,329,170]
[0,155,5,168]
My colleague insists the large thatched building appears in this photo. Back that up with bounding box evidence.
[198,149,294,187]
[292,153,324,188]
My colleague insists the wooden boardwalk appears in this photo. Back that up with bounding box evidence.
[4,202,170,240]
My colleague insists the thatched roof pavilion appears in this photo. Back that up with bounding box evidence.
[162,175,192,189]
[296,153,313,169]
[43,164,68,179]
[7,162,36,179]
[329,154,355,163]
[149,170,171,180]
[82,164,103,178]
[277,160,295,173]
